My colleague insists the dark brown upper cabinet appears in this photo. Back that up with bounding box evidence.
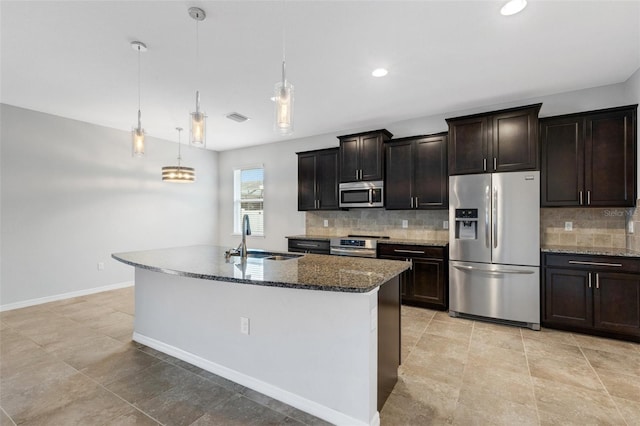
[297,148,339,211]
[385,133,448,210]
[339,129,392,183]
[541,105,637,207]
[446,104,541,175]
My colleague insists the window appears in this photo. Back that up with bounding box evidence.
[234,167,264,236]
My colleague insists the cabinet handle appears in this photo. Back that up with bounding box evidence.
[394,249,425,254]
[579,190,583,205]
[297,243,319,248]
[493,157,497,171]
[588,272,592,288]
[360,169,363,180]
[596,273,600,289]
[587,190,591,205]
[317,199,321,209]
[568,260,622,267]
[410,197,414,208]
[355,170,359,180]
[483,158,487,172]
[415,197,419,208]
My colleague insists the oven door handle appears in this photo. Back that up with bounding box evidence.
[330,247,376,258]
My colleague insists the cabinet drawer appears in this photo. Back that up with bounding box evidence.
[378,244,445,259]
[288,239,330,254]
[544,253,640,273]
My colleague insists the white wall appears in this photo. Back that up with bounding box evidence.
[0,105,218,307]
[218,80,637,251]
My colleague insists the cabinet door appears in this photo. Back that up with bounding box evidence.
[540,117,584,206]
[593,272,640,337]
[543,268,593,328]
[297,153,317,211]
[384,141,413,209]
[410,258,446,309]
[339,136,360,182]
[584,108,637,207]
[316,150,339,210]
[448,116,488,175]
[360,134,384,181]
[492,107,539,172]
[414,135,448,209]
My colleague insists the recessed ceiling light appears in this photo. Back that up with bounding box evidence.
[372,68,388,77]
[500,0,527,16]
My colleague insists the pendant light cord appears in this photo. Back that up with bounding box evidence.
[281,0,286,84]
[137,45,142,128]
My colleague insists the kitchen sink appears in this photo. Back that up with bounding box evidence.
[227,250,302,260]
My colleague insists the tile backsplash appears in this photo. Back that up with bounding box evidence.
[305,199,640,251]
[306,209,449,241]
[540,205,636,249]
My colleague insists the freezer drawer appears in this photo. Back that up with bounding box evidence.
[449,260,540,329]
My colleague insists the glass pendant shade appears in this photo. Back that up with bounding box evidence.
[274,79,294,135]
[132,126,145,157]
[190,91,206,147]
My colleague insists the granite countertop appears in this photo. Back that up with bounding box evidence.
[542,245,640,258]
[286,235,448,247]
[112,245,410,293]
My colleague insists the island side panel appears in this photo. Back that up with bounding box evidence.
[377,275,400,410]
[133,268,378,426]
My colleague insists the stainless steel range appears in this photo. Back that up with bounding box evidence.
[329,235,389,258]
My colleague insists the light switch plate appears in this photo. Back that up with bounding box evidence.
[564,221,573,231]
[629,221,635,234]
[443,221,449,230]
[323,219,329,227]
[402,220,408,229]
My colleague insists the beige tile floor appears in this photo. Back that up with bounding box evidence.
[0,287,638,425]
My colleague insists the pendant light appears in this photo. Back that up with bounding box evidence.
[274,1,294,135]
[131,41,147,157]
[188,7,207,148]
[162,127,196,183]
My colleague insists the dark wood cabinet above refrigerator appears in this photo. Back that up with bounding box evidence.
[446,104,541,175]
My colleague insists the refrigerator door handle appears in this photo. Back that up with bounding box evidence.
[493,186,498,249]
[485,185,491,248]
[453,265,535,275]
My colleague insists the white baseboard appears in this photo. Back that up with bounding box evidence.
[0,281,134,312]
[133,332,377,426]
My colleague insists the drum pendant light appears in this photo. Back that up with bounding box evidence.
[188,7,207,148]
[131,41,147,157]
[162,127,196,183]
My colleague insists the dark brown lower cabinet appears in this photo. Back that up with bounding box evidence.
[378,244,448,310]
[542,253,640,342]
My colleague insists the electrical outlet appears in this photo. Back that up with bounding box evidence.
[402,220,408,229]
[323,219,329,227]
[97,262,105,271]
[443,220,449,230]
[629,221,635,234]
[240,317,250,335]
[564,221,573,231]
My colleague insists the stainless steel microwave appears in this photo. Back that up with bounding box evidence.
[339,181,384,208]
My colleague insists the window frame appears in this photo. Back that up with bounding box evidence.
[233,165,265,237]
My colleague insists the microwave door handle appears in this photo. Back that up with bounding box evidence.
[368,188,373,204]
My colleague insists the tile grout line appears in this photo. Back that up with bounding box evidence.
[520,327,542,426]
[0,406,18,426]
[574,334,630,426]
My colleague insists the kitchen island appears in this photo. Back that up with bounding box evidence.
[112,245,410,426]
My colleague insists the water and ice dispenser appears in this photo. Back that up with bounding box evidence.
[454,209,478,240]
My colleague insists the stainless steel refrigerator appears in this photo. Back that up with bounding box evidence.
[449,171,540,330]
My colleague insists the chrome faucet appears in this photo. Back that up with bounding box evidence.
[239,214,251,259]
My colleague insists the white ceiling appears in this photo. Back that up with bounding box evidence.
[2,1,639,151]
